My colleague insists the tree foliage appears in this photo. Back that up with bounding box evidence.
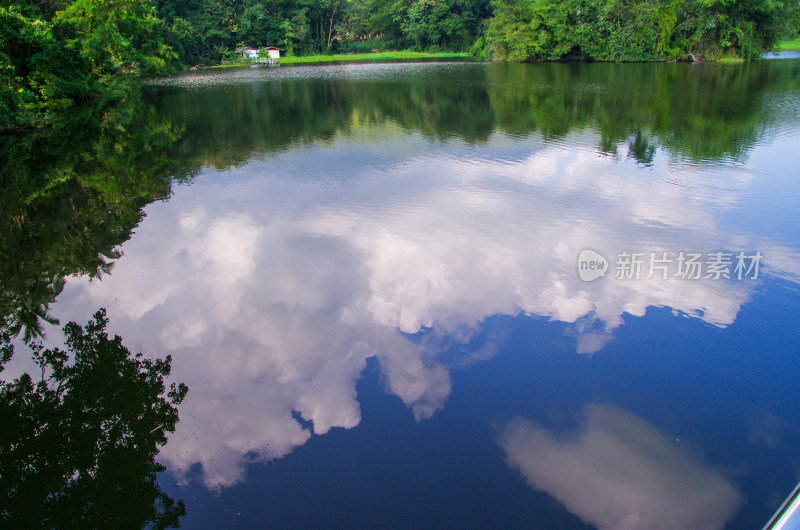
[54,0,179,77]
[488,0,800,61]
[151,0,491,65]
[4,0,796,128]
[1,0,178,128]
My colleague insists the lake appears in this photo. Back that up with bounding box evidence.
[3,59,800,528]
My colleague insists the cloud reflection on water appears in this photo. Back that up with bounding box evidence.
[498,405,744,530]
[51,130,797,487]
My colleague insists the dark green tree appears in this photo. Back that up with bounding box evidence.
[54,0,179,78]
[0,310,189,528]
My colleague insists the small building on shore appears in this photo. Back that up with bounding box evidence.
[236,46,281,63]
[263,47,281,60]
[235,46,282,64]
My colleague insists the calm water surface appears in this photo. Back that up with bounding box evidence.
[6,60,800,528]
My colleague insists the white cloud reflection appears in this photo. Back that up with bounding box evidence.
[498,405,744,530]
[47,131,799,487]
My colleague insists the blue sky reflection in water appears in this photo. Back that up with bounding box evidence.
[19,62,800,528]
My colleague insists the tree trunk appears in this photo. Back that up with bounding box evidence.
[327,4,338,50]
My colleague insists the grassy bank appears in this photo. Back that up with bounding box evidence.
[777,38,800,51]
[718,55,746,63]
[205,51,480,69]
[280,51,478,64]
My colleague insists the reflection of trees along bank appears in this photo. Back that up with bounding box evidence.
[150,60,800,167]
[0,311,188,528]
[0,96,185,342]
[0,95,190,526]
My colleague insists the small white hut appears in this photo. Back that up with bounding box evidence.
[263,47,281,60]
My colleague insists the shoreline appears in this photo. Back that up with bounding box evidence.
[202,51,483,70]
[194,43,800,71]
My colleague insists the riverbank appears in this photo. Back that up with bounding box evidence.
[200,45,799,71]
[283,51,481,65]
[207,51,481,69]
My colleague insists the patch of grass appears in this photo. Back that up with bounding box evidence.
[777,38,800,51]
[718,54,745,63]
[279,51,479,65]
[205,62,251,69]
[199,51,482,71]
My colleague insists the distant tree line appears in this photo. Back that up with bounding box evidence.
[488,0,800,62]
[2,0,799,127]
[153,0,492,64]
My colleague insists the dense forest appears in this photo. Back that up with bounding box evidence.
[489,0,800,62]
[1,0,799,128]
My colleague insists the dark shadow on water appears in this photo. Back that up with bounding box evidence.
[0,310,188,528]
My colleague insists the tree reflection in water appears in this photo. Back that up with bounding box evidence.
[0,310,188,528]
